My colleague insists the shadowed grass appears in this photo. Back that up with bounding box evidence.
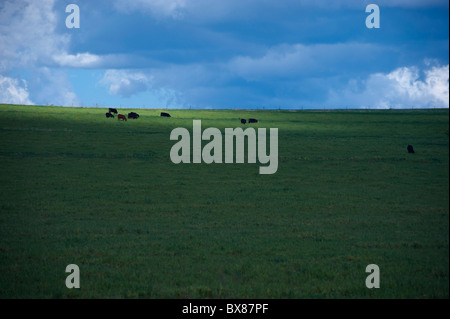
[0,104,448,298]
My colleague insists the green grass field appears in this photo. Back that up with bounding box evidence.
[0,104,448,298]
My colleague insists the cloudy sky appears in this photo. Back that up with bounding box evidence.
[0,0,448,109]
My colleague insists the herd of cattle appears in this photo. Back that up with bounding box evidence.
[104,107,415,153]
[105,108,172,121]
[104,108,259,125]
[105,108,140,121]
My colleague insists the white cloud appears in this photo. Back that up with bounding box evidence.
[53,53,102,68]
[0,0,68,72]
[100,70,152,97]
[99,69,184,107]
[0,0,112,71]
[0,0,98,105]
[328,64,449,108]
[0,74,33,105]
[421,64,449,106]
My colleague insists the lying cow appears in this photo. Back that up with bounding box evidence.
[118,114,127,121]
[128,112,139,119]
[407,145,415,154]
[161,112,171,117]
[109,108,118,114]
[240,119,247,124]
[105,112,114,118]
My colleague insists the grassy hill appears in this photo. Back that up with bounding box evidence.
[0,104,448,298]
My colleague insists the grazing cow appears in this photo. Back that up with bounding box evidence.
[128,112,139,119]
[109,108,118,114]
[240,119,247,124]
[105,112,114,118]
[407,145,415,154]
[161,112,171,117]
[248,118,258,123]
[118,114,127,121]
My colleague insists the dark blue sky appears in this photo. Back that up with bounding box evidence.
[1,0,448,109]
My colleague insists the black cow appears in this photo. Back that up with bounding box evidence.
[407,145,415,154]
[248,118,258,123]
[161,112,171,117]
[128,112,139,119]
[240,119,247,124]
[105,112,114,118]
[109,108,118,114]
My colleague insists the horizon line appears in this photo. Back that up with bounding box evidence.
[1,103,449,112]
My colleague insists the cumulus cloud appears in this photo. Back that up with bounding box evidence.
[225,42,448,109]
[328,64,449,108]
[0,0,68,72]
[0,0,80,105]
[0,0,106,71]
[0,74,33,105]
[0,0,107,106]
